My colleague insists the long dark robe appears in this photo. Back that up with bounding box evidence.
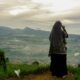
[50,54,67,77]
[49,22,68,77]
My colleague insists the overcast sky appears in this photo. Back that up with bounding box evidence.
[0,0,80,34]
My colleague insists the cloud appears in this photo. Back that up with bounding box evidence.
[9,6,32,16]
[0,0,80,31]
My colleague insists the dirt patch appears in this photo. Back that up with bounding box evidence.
[6,72,75,80]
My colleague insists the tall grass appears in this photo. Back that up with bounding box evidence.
[0,64,80,80]
[68,66,80,80]
[0,63,49,79]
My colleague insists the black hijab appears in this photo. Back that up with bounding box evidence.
[49,21,63,48]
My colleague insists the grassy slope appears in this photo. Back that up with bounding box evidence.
[0,64,80,80]
[68,66,80,80]
[0,64,49,78]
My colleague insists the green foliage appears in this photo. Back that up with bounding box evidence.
[0,64,80,80]
[0,49,4,57]
[73,67,80,80]
[0,49,7,72]
[68,66,80,80]
[0,63,49,79]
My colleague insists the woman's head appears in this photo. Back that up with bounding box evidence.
[53,21,62,30]
[49,21,63,47]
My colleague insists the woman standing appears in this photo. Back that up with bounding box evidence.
[49,21,68,78]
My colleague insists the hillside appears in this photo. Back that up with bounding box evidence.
[0,26,80,65]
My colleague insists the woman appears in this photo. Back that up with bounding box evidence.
[49,21,68,78]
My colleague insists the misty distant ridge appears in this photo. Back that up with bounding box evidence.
[0,26,80,45]
[0,26,80,42]
[0,26,49,38]
[0,26,80,64]
[0,26,80,37]
[0,26,49,33]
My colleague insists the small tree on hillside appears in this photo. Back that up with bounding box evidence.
[0,49,7,71]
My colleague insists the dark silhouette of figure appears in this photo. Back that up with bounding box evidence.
[0,50,7,72]
[49,21,68,78]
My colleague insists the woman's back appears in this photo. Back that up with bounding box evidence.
[49,21,67,55]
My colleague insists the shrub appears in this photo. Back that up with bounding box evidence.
[0,49,7,72]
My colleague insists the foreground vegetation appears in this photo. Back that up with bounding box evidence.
[68,66,80,80]
[0,63,80,80]
[0,63,49,79]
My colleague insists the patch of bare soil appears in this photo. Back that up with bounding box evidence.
[6,72,75,80]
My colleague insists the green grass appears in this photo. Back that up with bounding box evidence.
[0,63,49,79]
[0,64,80,80]
[68,66,80,80]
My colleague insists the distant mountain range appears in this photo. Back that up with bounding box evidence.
[0,26,80,37]
[0,26,49,38]
[0,26,80,64]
